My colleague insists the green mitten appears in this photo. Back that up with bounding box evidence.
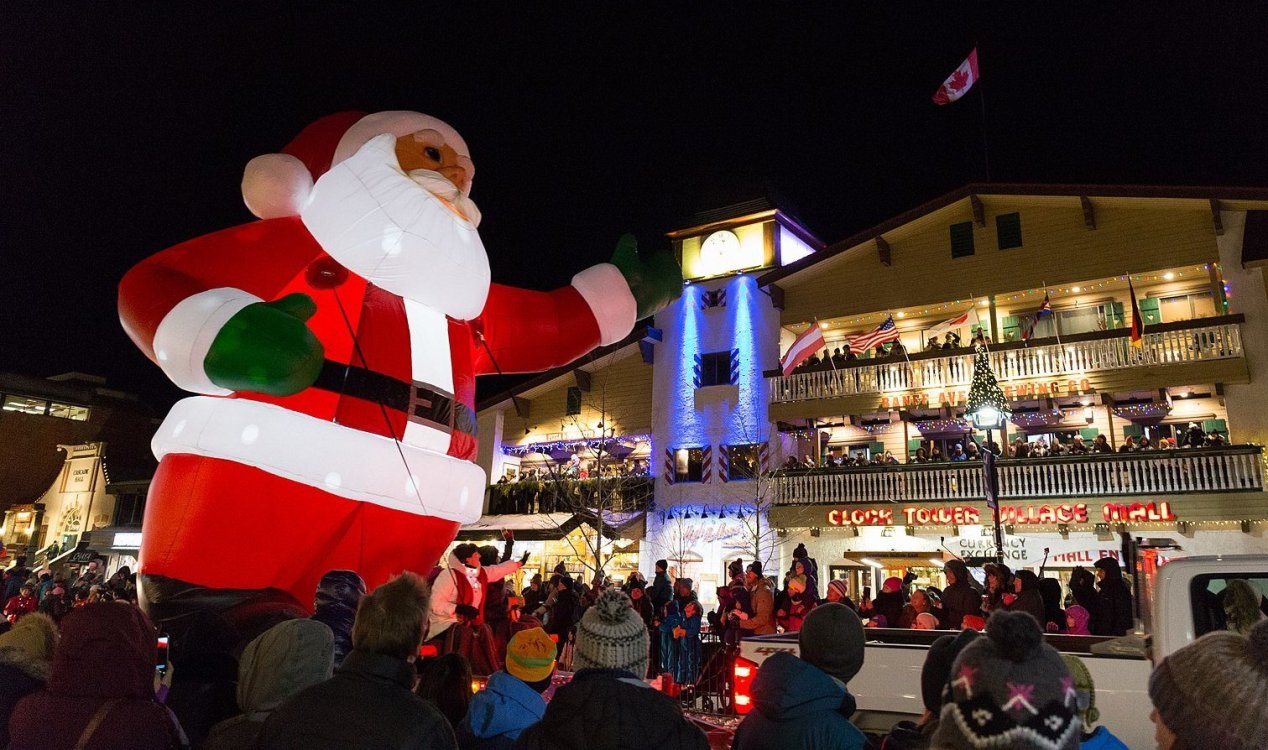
[204,293,325,396]
[610,233,684,320]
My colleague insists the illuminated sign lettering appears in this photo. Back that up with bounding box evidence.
[826,500,1174,527]
[880,378,1093,411]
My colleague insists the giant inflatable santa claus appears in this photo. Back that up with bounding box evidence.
[119,111,680,635]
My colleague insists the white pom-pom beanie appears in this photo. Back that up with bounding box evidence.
[571,589,649,677]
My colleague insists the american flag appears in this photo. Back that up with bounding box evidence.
[849,316,900,354]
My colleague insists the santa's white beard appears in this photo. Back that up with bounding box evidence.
[406,169,482,228]
[302,138,492,320]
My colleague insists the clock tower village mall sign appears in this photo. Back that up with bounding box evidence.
[826,501,1176,528]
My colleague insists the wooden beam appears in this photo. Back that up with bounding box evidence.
[511,396,531,420]
[1080,196,1096,230]
[970,195,985,227]
[876,236,892,267]
[573,369,592,392]
[768,283,785,311]
[1211,199,1225,236]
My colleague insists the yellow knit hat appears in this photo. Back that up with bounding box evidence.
[505,627,556,683]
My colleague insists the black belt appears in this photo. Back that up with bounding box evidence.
[313,360,477,438]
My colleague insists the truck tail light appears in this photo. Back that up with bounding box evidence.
[733,656,758,715]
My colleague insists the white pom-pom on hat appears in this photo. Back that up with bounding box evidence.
[242,153,314,220]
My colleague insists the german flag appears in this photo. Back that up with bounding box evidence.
[1128,276,1145,347]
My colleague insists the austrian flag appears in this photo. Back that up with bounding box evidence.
[780,323,826,376]
[932,48,980,105]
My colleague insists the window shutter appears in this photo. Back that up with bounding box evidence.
[1001,316,1020,341]
[1080,428,1100,440]
[1106,302,1125,329]
[1138,297,1161,326]
[950,222,975,258]
[907,439,924,453]
[1122,424,1144,438]
[995,212,1022,249]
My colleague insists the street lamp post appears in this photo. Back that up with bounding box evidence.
[965,344,1010,564]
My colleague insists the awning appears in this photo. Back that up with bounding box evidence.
[455,513,580,542]
[575,510,647,540]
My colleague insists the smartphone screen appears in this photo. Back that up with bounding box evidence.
[156,635,169,671]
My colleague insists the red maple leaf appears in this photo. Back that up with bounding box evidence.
[946,68,970,92]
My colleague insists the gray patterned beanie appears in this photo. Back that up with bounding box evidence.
[572,588,649,677]
[932,610,1079,750]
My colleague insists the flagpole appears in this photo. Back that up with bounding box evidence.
[976,44,992,182]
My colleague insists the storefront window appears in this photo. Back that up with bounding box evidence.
[727,444,761,480]
[1159,292,1216,323]
[2,395,48,415]
[48,402,90,421]
[673,447,705,483]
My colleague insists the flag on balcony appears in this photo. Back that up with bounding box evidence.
[849,315,900,354]
[780,323,826,376]
[932,48,980,105]
[1128,277,1145,347]
[926,308,980,343]
[1020,292,1053,341]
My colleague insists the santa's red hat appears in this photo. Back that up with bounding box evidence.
[241,111,474,220]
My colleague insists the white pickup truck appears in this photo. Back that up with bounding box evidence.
[735,552,1268,749]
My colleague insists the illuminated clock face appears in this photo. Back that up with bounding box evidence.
[700,230,742,267]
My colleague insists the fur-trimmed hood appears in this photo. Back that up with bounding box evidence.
[0,647,50,683]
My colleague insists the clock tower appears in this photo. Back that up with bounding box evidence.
[669,198,823,282]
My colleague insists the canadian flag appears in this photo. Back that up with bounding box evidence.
[780,323,826,376]
[932,49,979,105]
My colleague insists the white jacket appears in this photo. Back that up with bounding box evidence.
[427,552,522,640]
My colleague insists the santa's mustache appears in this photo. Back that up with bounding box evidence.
[407,168,482,227]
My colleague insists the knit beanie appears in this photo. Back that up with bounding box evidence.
[932,610,1079,750]
[882,576,903,593]
[0,612,58,667]
[505,627,557,684]
[1059,654,1098,727]
[572,589,649,677]
[798,603,864,684]
[1064,605,1091,636]
[921,629,979,713]
[827,579,849,601]
[1148,618,1268,750]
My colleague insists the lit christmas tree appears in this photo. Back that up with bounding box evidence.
[966,344,1011,428]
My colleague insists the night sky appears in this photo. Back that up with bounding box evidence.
[4,5,1267,408]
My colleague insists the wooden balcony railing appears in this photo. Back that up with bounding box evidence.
[774,445,1264,506]
[769,316,1245,404]
[486,476,654,515]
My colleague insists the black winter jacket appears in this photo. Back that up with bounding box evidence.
[1093,561,1134,636]
[253,649,457,750]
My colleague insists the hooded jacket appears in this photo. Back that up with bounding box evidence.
[430,552,523,641]
[732,652,865,750]
[203,619,334,750]
[8,603,185,750]
[456,671,545,750]
[649,571,673,618]
[740,577,777,636]
[513,668,707,750]
[0,613,56,747]
[1093,559,1134,636]
[1003,571,1048,627]
[938,560,982,629]
[310,570,366,668]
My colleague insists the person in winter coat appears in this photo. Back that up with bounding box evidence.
[2,585,37,624]
[861,577,905,627]
[1038,577,1067,633]
[1002,570,1047,626]
[898,589,935,629]
[203,619,334,750]
[938,559,981,629]
[3,558,30,602]
[880,628,979,749]
[544,577,578,658]
[648,559,673,622]
[457,627,555,750]
[310,569,366,669]
[9,602,186,749]
[737,562,776,636]
[660,597,702,685]
[1092,558,1133,636]
[0,613,57,747]
[733,604,867,750]
[1070,568,1100,634]
[521,575,544,615]
[777,559,819,632]
[1061,654,1129,750]
[416,653,474,733]
[824,579,856,611]
[981,563,1012,615]
[37,580,71,623]
[254,571,457,750]
[430,544,527,648]
[1064,605,1093,635]
[515,589,708,750]
[479,533,517,652]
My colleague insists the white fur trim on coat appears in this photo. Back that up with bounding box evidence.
[152,288,262,395]
[571,263,637,346]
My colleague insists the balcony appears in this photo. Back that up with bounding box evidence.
[769,315,1245,404]
[774,445,1264,506]
[486,476,654,515]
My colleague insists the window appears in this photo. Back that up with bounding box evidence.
[2,395,48,415]
[696,350,735,388]
[995,212,1022,249]
[1158,292,1216,323]
[565,387,582,416]
[950,221,975,258]
[48,402,90,421]
[1055,303,1121,335]
[113,493,146,526]
[1191,573,1268,638]
[673,447,705,483]
[727,444,761,480]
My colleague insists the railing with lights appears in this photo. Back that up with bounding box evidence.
[773,445,1264,505]
[769,316,1245,404]
[486,476,654,515]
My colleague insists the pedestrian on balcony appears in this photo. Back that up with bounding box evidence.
[930,445,945,462]
[882,451,900,465]
[1137,436,1153,450]
[1011,438,1030,459]
[910,447,929,463]
[1205,430,1228,447]
[943,331,962,349]
[1184,421,1207,448]
[949,444,966,462]
[1117,435,1136,453]
[964,441,980,461]
[1069,435,1089,455]
[926,335,941,351]
[1091,434,1113,454]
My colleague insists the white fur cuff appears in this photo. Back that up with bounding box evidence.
[572,263,637,346]
[153,288,262,395]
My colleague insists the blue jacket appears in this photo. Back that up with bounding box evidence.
[457,671,545,750]
[1082,726,1129,750]
[732,652,865,750]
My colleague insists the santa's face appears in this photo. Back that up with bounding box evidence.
[394,131,473,196]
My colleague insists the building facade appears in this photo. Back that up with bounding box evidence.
[476,187,1268,603]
